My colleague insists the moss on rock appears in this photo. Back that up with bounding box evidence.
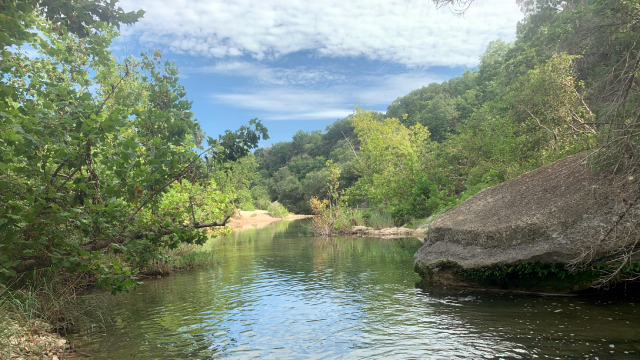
[415,260,640,293]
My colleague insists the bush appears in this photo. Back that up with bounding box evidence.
[251,186,272,210]
[135,243,218,276]
[267,202,290,218]
[239,202,256,211]
[364,210,395,229]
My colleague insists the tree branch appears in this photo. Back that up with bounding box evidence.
[121,145,216,227]
[515,103,559,152]
[15,215,232,273]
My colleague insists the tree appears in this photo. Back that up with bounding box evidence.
[0,1,268,292]
[511,53,596,154]
[350,109,432,221]
[268,167,304,212]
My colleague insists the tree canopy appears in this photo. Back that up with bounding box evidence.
[0,0,267,291]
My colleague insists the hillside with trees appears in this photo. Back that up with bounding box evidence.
[248,0,640,284]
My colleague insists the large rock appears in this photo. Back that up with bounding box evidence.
[414,152,627,279]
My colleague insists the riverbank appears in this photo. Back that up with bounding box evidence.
[226,210,313,231]
[1,320,75,360]
[337,225,425,239]
[65,219,640,359]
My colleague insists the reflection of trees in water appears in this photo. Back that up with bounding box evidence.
[76,221,424,358]
[77,268,234,357]
[415,287,640,358]
[74,220,640,359]
[254,234,424,295]
[212,219,294,245]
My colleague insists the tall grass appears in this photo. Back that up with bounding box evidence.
[0,271,103,333]
[0,271,106,358]
[338,208,396,229]
[309,207,397,236]
[267,202,291,218]
[365,211,395,229]
[136,243,218,276]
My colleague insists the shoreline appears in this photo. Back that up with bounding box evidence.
[336,225,425,239]
[226,210,313,231]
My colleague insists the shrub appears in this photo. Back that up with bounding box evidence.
[365,210,395,229]
[267,202,290,218]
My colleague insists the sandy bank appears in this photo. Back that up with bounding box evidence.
[226,210,312,231]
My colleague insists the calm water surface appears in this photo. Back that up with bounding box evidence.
[72,219,640,359]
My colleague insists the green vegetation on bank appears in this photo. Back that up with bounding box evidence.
[0,0,271,291]
[244,0,640,287]
[249,1,623,224]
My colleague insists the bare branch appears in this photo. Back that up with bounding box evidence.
[515,103,559,152]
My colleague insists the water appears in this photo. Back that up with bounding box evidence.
[71,220,640,359]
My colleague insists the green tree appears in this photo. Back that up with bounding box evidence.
[0,1,268,291]
[268,167,305,212]
[350,109,432,221]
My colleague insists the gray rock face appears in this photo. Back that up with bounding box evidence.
[414,152,624,273]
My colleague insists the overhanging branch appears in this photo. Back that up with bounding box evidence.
[15,214,232,273]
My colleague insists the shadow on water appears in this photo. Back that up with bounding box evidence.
[70,219,640,359]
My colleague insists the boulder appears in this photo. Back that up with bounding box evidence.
[414,152,629,282]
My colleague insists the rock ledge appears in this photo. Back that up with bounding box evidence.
[414,152,626,277]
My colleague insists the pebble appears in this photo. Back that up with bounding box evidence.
[2,319,72,360]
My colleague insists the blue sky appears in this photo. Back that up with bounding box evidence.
[114,0,524,147]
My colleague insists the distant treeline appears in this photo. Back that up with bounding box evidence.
[235,0,638,227]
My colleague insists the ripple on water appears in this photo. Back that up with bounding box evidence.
[72,220,640,359]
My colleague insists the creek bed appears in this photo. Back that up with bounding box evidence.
[70,219,640,359]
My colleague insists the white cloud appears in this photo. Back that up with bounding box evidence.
[212,89,351,120]
[210,71,447,120]
[120,0,523,67]
[357,72,446,104]
[190,61,347,86]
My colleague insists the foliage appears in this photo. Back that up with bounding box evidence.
[253,118,361,213]
[0,1,268,293]
[132,243,218,276]
[350,108,432,222]
[309,160,347,235]
[267,202,291,218]
[510,53,596,156]
[251,186,271,210]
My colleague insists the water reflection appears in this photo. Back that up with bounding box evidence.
[71,220,640,359]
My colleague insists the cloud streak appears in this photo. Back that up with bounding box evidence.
[209,70,446,120]
[191,61,347,86]
[120,0,523,67]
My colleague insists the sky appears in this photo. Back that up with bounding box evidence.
[113,0,524,147]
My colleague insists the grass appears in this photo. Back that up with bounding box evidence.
[338,209,395,229]
[0,270,107,358]
[365,211,395,229]
[135,243,218,276]
[310,208,398,236]
[267,202,291,218]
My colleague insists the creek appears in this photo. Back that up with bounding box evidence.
[70,219,640,359]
